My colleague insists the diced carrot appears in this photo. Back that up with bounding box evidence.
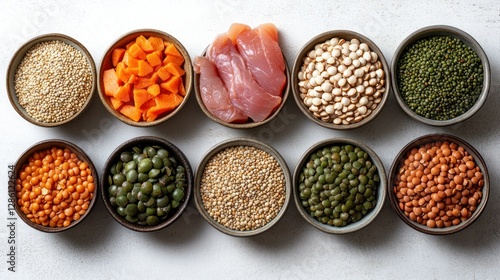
[114,83,131,103]
[148,36,165,52]
[163,54,184,65]
[164,43,183,58]
[109,96,124,110]
[156,65,171,81]
[126,67,139,76]
[112,48,126,67]
[104,34,186,122]
[116,62,131,84]
[146,52,162,67]
[128,43,147,60]
[119,104,142,122]
[140,98,156,111]
[154,92,184,112]
[123,51,140,68]
[160,75,180,94]
[127,74,138,84]
[136,35,154,53]
[103,69,120,96]
[133,88,151,109]
[150,72,159,84]
[138,60,154,77]
[147,84,161,96]
[165,62,185,76]
[133,77,155,89]
[178,81,186,96]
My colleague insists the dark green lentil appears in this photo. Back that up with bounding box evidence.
[107,145,187,226]
[298,144,379,227]
[397,35,483,120]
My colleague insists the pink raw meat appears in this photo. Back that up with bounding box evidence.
[235,23,286,96]
[194,56,248,123]
[207,35,282,122]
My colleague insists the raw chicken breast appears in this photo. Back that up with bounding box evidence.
[207,35,282,122]
[235,23,286,96]
[194,56,248,123]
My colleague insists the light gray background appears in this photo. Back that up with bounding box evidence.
[0,1,499,279]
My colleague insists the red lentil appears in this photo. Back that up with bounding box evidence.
[16,147,95,228]
[393,141,483,228]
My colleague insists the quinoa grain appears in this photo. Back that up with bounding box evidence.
[200,146,286,231]
[14,40,93,123]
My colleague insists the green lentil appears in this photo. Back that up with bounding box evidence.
[397,35,483,120]
[107,145,187,226]
[298,144,379,227]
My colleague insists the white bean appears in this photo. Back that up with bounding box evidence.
[325,105,335,115]
[338,78,347,87]
[370,52,378,63]
[347,75,357,86]
[315,63,325,72]
[312,97,322,106]
[322,92,333,102]
[337,64,347,73]
[343,57,352,66]
[376,69,384,78]
[332,88,342,96]
[356,85,365,93]
[343,69,352,78]
[352,59,361,68]
[358,106,367,115]
[354,68,364,77]
[359,96,369,105]
[332,49,341,57]
[363,52,372,62]
[359,43,369,52]
[321,82,333,93]
[327,66,337,76]
[341,97,350,106]
[334,102,343,110]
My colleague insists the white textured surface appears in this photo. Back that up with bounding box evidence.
[0,1,499,279]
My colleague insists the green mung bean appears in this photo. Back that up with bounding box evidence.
[397,35,483,120]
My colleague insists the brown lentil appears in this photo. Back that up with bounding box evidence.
[393,141,483,228]
[298,37,385,124]
[16,147,95,227]
[14,40,93,123]
[200,146,286,231]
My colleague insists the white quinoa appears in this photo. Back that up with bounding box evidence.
[14,40,93,123]
[200,145,286,231]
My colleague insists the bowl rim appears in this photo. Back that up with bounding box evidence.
[6,33,97,127]
[193,137,291,237]
[291,29,391,130]
[97,28,193,127]
[13,139,99,233]
[292,137,387,234]
[387,133,490,235]
[99,135,193,232]
[390,25,491,126]
[193,45,291,129]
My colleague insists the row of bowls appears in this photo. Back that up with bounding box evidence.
[13,133,489,236]
[6,25,491,129]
